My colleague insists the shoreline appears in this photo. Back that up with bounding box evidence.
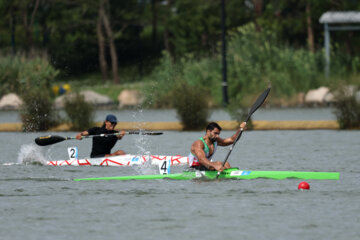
[0,120,340,132]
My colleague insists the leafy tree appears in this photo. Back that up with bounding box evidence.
[0,0,359,83]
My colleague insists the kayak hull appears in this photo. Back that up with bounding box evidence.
[47,154,189,167]
[74,168,340,181]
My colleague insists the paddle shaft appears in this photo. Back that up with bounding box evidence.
[64,132,120,140]
[221,125,245,167]
[219,106,253,166]
[69,131,162,139]
[216,88,271,178]
[220,113,252,166]
[35,131,163,146]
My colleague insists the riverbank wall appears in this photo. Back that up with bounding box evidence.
[0,120,340,132]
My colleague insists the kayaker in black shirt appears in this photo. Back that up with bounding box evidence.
[76,114,126,158]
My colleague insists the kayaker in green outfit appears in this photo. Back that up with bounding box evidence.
[189,121,247,172]
[76,114,126,158]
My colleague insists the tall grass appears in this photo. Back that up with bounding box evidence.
[20,90,59,131]
[64,93,94,131]
[227,23,325,101]
[333,85,360,129]
[143,23,359,109]
[0,53,60,131]
[172,80,210,130]
[0,53,59,96]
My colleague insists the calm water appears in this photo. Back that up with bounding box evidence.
[0,128,359,240]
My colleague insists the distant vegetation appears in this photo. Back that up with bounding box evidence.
[64,93,95,131]
[143,23,360,107]
[0,53,60,131]
[0,1,359,130]
[333,85,360,129]
[20,90,59,131]
[171,80,210,130]
[0,53,59,96]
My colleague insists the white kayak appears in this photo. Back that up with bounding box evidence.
[46,154,189,167]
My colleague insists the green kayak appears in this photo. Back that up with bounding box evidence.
[73,168,340,181]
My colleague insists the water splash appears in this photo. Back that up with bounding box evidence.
[131,107,158,175]
[17,144,48,165]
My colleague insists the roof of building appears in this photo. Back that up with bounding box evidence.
[319,11,360,24]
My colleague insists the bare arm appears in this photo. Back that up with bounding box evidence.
[217,122,247,146]
[76,130,89,140]
[117,130,126,139]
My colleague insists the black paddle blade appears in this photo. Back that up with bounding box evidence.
[143,132,163,135]
[245,87,271,122]
[35,135,66,146]
[127,131,163,135]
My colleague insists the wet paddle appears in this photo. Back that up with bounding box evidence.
[35,131,163,146]
[216,87,271,178]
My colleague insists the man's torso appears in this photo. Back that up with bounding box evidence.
[189,137,217,167]
[88,127,118,158]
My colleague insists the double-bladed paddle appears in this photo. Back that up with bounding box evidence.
[216,87,271,178]
[35,131,163,146]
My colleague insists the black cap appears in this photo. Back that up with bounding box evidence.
[105,114,117,123]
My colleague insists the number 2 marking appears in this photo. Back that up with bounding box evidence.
[67,147,78,160]
[70,149,75,158]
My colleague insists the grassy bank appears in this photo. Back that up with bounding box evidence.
[0,120,340,132]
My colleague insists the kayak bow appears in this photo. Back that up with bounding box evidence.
[73,168,339,181]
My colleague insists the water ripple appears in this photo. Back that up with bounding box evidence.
[0,177,70,182]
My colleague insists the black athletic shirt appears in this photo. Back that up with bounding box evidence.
[88,126,118,158]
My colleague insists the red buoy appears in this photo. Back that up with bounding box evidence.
[298,181,310,190]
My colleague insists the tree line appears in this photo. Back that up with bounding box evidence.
[0,0,359,83]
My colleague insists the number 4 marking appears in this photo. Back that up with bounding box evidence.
[158,159,171,175]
